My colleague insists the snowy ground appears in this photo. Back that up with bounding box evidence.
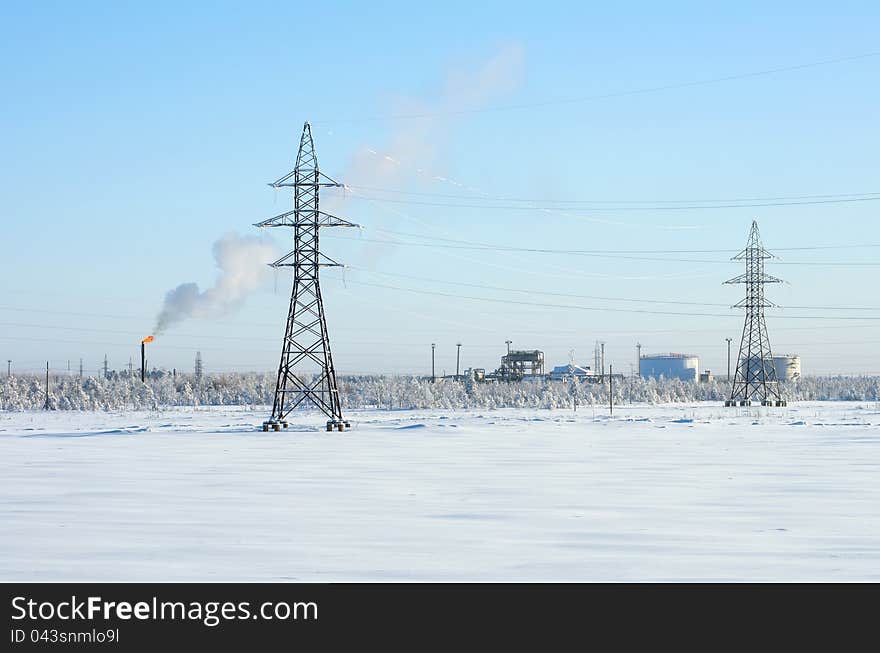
[1,402,879,581]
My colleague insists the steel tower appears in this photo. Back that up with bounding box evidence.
[724,220,786,407]
[257,122,358,431]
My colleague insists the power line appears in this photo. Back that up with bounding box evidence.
[335,187,880,264]
[342,267,880,311]
[0,305,168,322]
[4,250,880,339]
[326,232,880,266]
[0,332,510,351]
[355,226,880,254]
[346,267,728,307]
[344,192,880,211]
[340,185,880,206]
[0,321,262,341]
[326,276,880,321]
[317,50,880,123]
[2,319,877,361]
[0,334,278,353]
[0,304,365,331]
[0,323,511,348]
[367,227,880,253]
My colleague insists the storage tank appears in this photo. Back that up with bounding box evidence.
[639,353,699,381]
[772,355,801,381]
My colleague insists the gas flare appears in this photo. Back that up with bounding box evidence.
[142,335,155,344]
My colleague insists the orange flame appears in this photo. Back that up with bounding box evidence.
[142,335,155,344]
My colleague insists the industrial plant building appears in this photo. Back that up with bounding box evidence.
[459,344,800,386]
[548,364,594,381]
[736,354,802,383]
[772,355,801,381]
[639,353,700,382]
[497,350,545,381]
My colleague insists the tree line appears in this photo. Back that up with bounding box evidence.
[1,372,878,411]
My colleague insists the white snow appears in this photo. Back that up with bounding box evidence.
[1,402,879,581]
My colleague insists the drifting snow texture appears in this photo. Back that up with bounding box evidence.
[1,402,879,581]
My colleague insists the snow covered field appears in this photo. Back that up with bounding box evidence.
[1,402,879,581]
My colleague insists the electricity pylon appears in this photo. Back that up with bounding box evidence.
[257,122,358,432]
[724,220,786,407]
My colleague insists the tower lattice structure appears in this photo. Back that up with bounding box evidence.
[724,220,786,407]
[257,122,357,431]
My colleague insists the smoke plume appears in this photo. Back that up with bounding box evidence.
[332,43,525,196]
[154,46,525,333]
[321,43,526,261]
[154,232,280,334]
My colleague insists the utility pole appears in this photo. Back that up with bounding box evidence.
[456,343,462,380]
[256,122,358,432]
[636,342,642,378]
[431,343,436,383]
[724,220,785,407]
[725,337,732,382]
[609,363,613,415]
[44,361,49,410]
[6,360,10,378]
[79,359,83,380]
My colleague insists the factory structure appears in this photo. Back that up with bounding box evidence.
[637,352,800,383]
[548,364,593,382]
[434,222,800,408]
[772,355,802,381]
[638,353,700,382]
[459,348,595,383]
[245,131,798,419]
[498,350,545,381]
[455,346,801,385]
[231,127,800,420]
[733,354,801,382]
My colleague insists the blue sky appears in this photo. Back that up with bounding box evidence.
[1,1,879,376]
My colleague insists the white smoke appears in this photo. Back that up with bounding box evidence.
[321,43,526,259]
[333,43,525,196]
[153,46,525,333]
[154,232,280,334]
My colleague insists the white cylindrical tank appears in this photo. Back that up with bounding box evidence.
[772,355,801,381]
[639,353,700,381]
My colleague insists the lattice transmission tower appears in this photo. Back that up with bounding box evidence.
[724,220,787,407]
[257,122,358,432]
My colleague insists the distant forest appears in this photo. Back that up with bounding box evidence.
[1,372,878,411]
